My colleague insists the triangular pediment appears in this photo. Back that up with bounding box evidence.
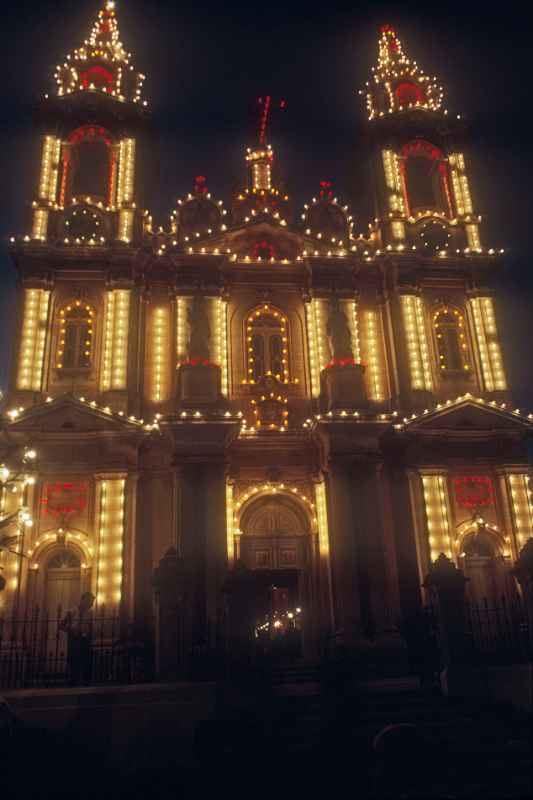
[405,398,533,434]
[6,395,142,434]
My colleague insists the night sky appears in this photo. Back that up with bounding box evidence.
[2,1,532,406]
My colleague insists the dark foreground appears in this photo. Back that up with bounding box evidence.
[2,668,532,799]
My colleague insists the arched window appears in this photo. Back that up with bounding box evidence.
[432,306,471,375]
[57,301,95,370]
[64,126,115,204]
[246,305,289,383]
[401,140,451,216]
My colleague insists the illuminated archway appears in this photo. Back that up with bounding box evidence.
[456,519,506,557]
[27,536,92,614]
[233,488,316,649]
[456,519,514,605]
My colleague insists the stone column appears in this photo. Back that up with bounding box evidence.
[168,417,240,677]
[133,468,175,633]
[325,462,361,643]
[203,459,229,653]
[152,547,186,680]
[350,460,393,634]
[179,459,229,673]
[178,463,205,662]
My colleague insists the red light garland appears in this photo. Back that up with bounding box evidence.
[454,476,493,509]
[179,358,212,367]
[41,481,89,516]
[324,357,362,369]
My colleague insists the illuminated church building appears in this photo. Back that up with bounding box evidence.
[4,3,533,661]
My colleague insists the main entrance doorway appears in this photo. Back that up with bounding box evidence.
[238,493,313,660]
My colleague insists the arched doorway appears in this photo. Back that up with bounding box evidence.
[44,549,82,615]
[238,493,315,659]
[459,526,515,606]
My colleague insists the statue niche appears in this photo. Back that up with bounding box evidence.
[326,297,354,362]
[321,297,368,411]
[177,294,221,407]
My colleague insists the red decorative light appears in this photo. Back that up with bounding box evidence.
[178,358,212,367]
[79,65,114,90]
[252,241,276,260]
[258,95,271,145]
[324,357,362,369]
[395,81,426,106]
[454,476,494,509]
[68,125,113,147]
[380,24,399,51]
[41,482,88,517]
[257,96,286,144]
[194,175,208,195]
[319,181,333,201]
[401,140,444,162]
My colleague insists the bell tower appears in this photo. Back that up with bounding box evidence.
[9,1,148,410]
[361,25,507,409]
[32,0,147,247]
[364,25,481,256]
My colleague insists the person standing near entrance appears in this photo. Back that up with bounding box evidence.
[60,592,95,685]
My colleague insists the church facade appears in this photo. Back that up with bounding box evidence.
[3,4,532,664]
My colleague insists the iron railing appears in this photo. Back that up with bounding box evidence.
[0,606,152,689]
[464,595,532,664]
[424,594,532,667]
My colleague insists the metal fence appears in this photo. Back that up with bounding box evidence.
[464,595,532,665]
[424,593,532,667]
[0,606,153,690]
